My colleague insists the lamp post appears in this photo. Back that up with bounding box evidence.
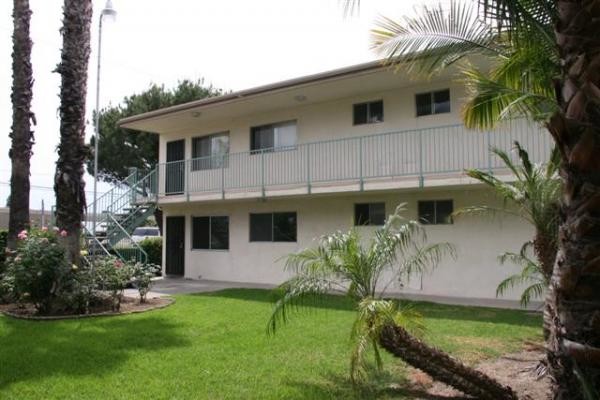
[92,0,117,237]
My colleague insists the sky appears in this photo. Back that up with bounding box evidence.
[0,0,434,210]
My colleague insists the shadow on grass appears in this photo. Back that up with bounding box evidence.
[192,288,541,328]
[283,370,470,400]
[0,313,189,389]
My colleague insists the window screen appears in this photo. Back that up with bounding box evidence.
[250,212,297,242]
[416,89,450,116]
[191,133,229,170]
[418,200,453,225]
[353,100,384,125]
[192,216,229,249]
[354,203,386,226]
[251,121,297,152]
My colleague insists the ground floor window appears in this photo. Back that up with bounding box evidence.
[418,200,453,225]
[354,202,386,226]
[249,212,297,242]
[192,216,229,250]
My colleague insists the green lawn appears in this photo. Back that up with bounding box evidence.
[0,289,541,399]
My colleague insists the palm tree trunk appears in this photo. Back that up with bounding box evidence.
[545,1,600,398]
[7,0,35,249]
[54,0,93,265]
[379,323,519,400]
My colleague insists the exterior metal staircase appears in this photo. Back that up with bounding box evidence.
[85,168,158,264]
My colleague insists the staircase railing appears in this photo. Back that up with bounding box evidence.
[106,214,148,264]
[85,168,158,264]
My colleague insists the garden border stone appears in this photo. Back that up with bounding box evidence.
[0,296,175,321]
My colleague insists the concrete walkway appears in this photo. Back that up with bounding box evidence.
[125,277,276,299]
[125,277,542,311]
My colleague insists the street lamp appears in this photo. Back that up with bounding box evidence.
[92,0,117,237]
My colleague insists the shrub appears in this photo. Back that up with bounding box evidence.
[132,263,160,303]
[140,237,162,267]
[3,227,72,314]
[93,256,135,311]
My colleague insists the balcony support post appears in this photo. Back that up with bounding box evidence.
[359,137,364,191]
[306,145,311,194]
[221,155,225,200]
[185,160,190,202]
[261,150,265,198]
[486,130,493,174]
[418,130,424,188]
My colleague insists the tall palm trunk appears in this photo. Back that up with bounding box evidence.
[54,0,93,264]
[545,1,600,398]
[7,0,35,249]
[379,324,519,400]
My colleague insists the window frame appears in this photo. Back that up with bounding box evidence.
[354,202,386,226]
[415,89,451,117]
[191,215,230,250]
[250,120,298,154]
[352,100,384,125]
[191,132,230,171]
[417,199,454,225]
[249,212,297,242]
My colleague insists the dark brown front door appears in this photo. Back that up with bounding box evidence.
[166,139,185,195]
[165,216,185,276]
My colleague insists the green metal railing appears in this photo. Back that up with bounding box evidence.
[157,120,552,197]
[84,168,158,264]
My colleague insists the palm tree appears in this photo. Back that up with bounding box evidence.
[268,205,518,399]
[457,141,561,305]
[54,0,93,265]
[7,0,35,249]
[371,1,600,397]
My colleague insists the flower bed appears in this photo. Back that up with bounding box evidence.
[0,227,161,317]
[0,295,173,320]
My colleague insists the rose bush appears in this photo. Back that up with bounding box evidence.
[3,227,72,314]
[1,227,158,315]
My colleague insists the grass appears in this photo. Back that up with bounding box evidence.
[0,289,542,399]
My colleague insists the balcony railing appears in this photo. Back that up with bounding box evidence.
[156,120,552,199]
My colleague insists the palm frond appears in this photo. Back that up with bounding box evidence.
[371,1,505,76]
[478,0,556,46]
[461,67,556,129]
[267,274,338,335]
[496,244,546,306]
[397,242,456,287]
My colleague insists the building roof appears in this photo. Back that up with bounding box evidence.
[117,59,387,129]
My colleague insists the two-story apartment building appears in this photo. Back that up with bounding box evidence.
[119,60,552,305]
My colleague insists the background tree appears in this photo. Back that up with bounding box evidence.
[7,0,35,248]
[54,0,93,264]
[88,79,223,183]
[371,1,600,397]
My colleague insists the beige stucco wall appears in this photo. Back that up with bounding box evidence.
[157,81,468,165]
[161,186,532,302]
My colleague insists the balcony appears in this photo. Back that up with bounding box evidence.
[155,121,552,203]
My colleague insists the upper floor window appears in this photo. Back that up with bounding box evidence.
[191,132,229,171]
[415,89,450,117]
[354,202,386,226]
[192,216,229,250]
[250,121,297,153]
[249,212,297,242]
[418,200,453,225]
[353,100,383,125]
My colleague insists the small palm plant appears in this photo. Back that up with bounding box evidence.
[457,141,560,305]
[267,204,452,382]
[268,206,519,399]
[496,242,547,307]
